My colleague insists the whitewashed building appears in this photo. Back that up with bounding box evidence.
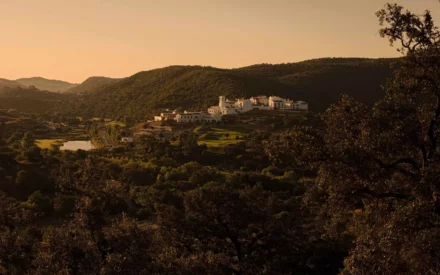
[208,95,307,115]
[268,96,285,109]
[176,111,221,123]
[208,96,254,115]
[235,98,253,113]
[153,95,307,124]
[154,112,177,122]
[268,96,294,110]
[268,96,308,111]
[250,95,269,106]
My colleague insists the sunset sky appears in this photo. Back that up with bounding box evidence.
[1,0,438,83]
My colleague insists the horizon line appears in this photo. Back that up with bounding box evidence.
[9,55,401,84]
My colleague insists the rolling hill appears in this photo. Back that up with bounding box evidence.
[65,76,121,94]
[0,86,69,113]
[61,58,396,120]
[0,78,26,90]
[16,77,78,93]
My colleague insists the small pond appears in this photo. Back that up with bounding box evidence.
[60,140,95,151]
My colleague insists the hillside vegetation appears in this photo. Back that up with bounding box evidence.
[0,86,69,113]
[0,78,25,89]
[65,76,121,94]
[1,58,397,119]
[16,77,77,93]
[62,58,396,120]
[1,4,438,274]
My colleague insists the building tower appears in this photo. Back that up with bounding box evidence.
[219,96,226,107]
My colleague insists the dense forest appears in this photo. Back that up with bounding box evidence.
[0,86,70,113]
[64,76,121,94]
[60,57,394,120]
[16,77,78,93]
[1,3,440,274]
[1,58,395,120]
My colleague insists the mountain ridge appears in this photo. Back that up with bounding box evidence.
[58,57,397,120]
[0,78,26,90]
[16,77,78,93]
[1,58,398,118]
[65,76,121,94]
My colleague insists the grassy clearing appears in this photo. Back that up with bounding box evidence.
[37,125,89,148]
[196,125,250,153]
[68,128,87,136]
[36,139,64,149]
[106,121,126,127]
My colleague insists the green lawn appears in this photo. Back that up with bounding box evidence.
[106,121,126,127]
[69,129,86,135]
[196,125,250,153]
[36,139,64,149]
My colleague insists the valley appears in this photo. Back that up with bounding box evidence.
[0,58,395,121]
[1,1,439,274]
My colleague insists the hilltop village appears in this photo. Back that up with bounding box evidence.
[154,95,308,123]
[2,2,438,274]
[0,95,309,152]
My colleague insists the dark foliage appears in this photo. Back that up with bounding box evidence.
[60,58,394,121]
[0,3,439,274]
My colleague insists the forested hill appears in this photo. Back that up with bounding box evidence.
[0,78,25,90]
[61,58,396,120]
[65,76,121,94]
[0,86,69,113]
[235,58,396,110]
[16,77,78,93]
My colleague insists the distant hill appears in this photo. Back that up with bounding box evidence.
[0,86,69,113]
[61,58,396,121]
[235,58,396,111]
[16,77,78,93]
[0,78,26,90]
[65,76,121,94]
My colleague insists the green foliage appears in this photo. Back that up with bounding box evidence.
[7,132,23,144]
[1,59,395,119]
[262,165,284,177]
[22,191,53,216]
[15,170,29,188]
[65,76,120,94]
[1,3,438,274]
[53,195,77,218]
[197,125,249,153]
[155,185,309,274]
[135,207,153,220]
[36,139,63,150]
[23,146,42,162]
[59,59,394,120]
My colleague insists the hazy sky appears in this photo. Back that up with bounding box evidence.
[0,0,439,83]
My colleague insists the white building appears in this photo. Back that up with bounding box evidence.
[250,96,269,106]
[268,96,308,111]
[176,112,203,123]
[235,98,253,113]
[153,95,307,124]
[154,112,177,122]
[208,96,255,115]
[268,96,285,109]
[176,111,221,123]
